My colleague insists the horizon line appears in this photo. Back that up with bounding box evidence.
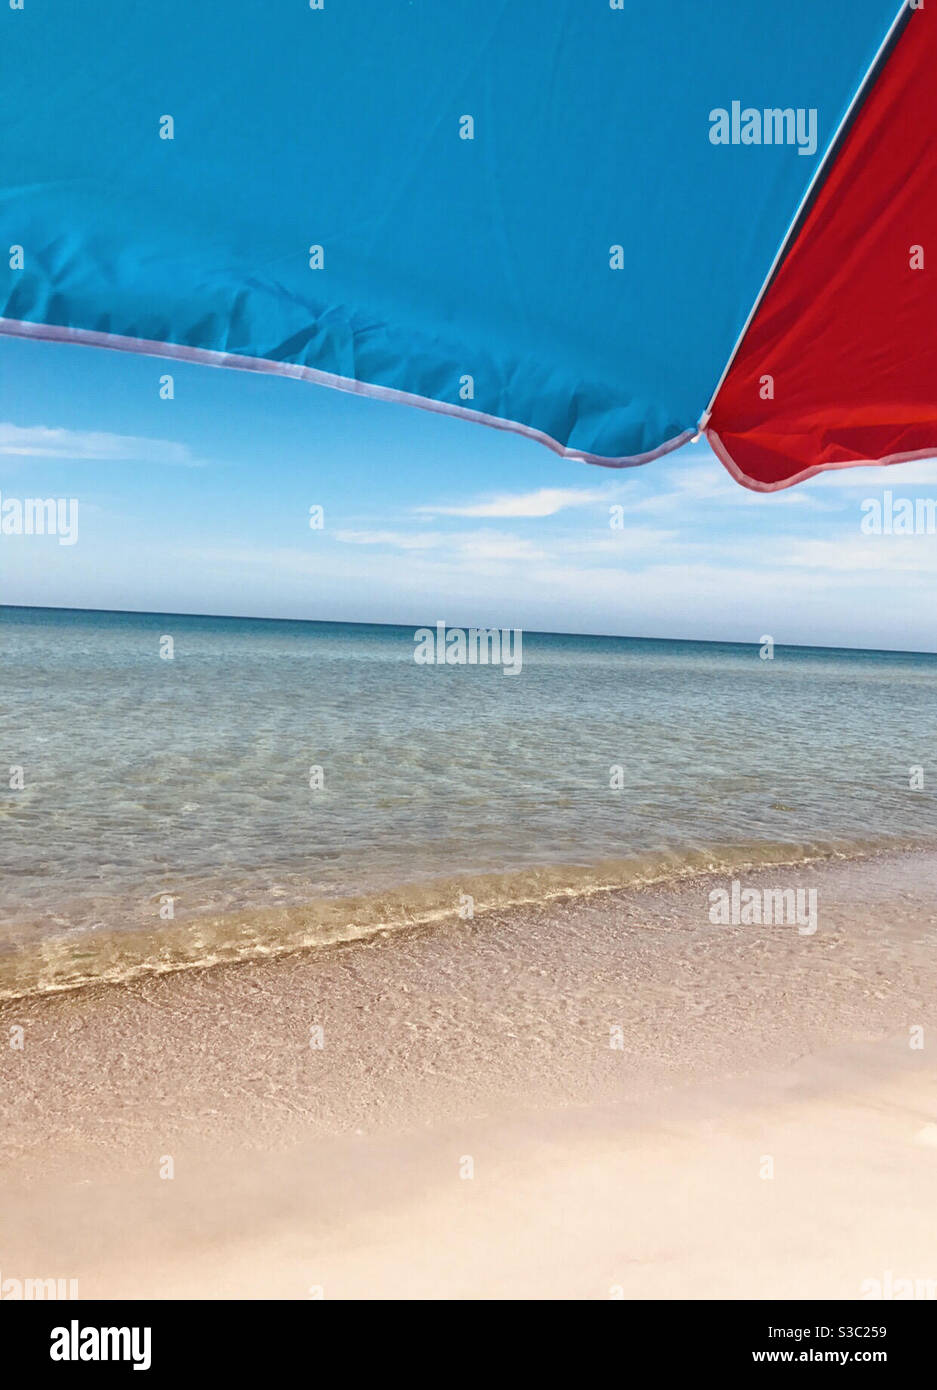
[2,602,935,660]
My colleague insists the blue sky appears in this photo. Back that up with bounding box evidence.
[1,333,936,652]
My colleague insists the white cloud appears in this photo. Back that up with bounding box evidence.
[805,458,937,489]
[336,526,546,562]
[335,529,444,550]
[633,461,818,510]
[0,422,201,466]
[415,485,611,518]
[557,528,680,556]
[456,532,545,561]
[783,535,937,573]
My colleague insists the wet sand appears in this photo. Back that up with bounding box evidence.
[2,850,936,1299]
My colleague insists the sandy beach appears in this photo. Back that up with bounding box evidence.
[2,847,936,1300]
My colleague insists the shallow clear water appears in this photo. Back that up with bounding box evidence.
[2,605,936,993]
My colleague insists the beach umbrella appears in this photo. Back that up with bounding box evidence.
[1,1,932,491]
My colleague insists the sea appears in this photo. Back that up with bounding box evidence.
[2,604,935,997]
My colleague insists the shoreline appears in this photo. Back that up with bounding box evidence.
[0,836,920,1003]
[2,849,936,1298]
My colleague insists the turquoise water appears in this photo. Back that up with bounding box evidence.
[2,605,936,992]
